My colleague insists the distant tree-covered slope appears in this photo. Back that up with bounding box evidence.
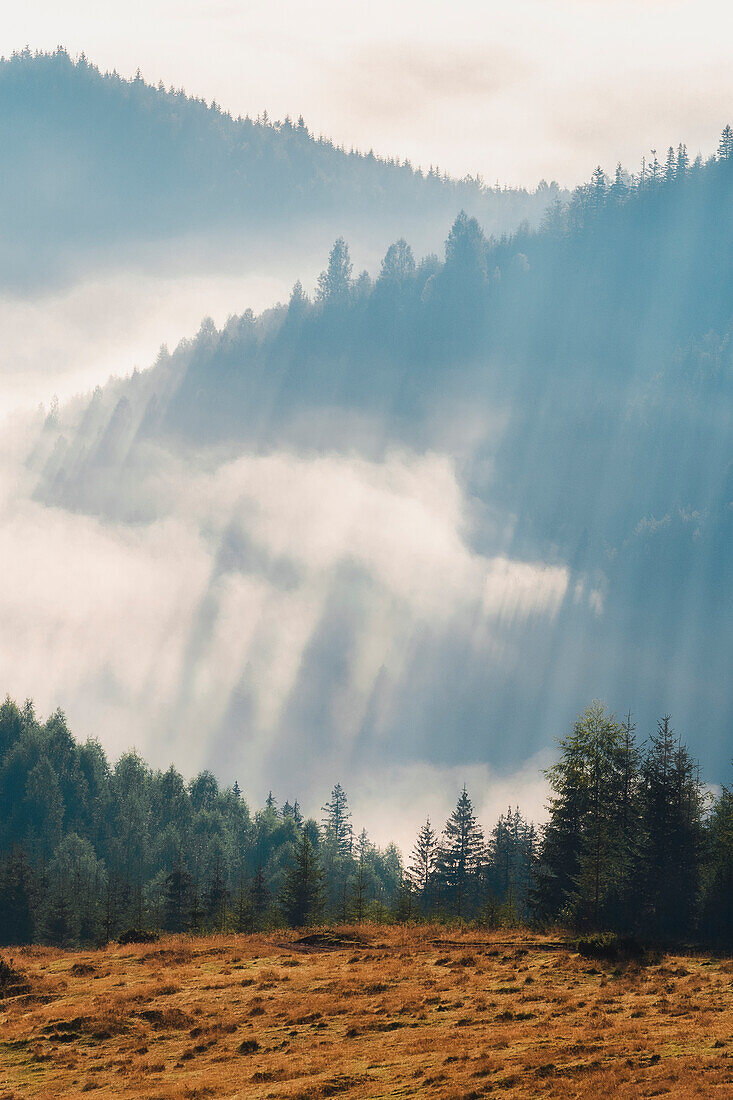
[42,137,733,547]
[33,136,733,780]
[0,48,559,289]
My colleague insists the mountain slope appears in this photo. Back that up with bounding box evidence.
[0,49,559,290]
[27,144,733,792]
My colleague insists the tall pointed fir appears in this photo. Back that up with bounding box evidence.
[280,831,324,928]
[640,717,706,939]
[535,701,631,929]
[700,774,733,944]
[436,787,485,918]
[489,807,537,922]
[321,782,354,917]
[163,854,193,933]
[408,817,438,913]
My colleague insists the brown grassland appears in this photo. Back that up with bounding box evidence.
[1,926,732,1099]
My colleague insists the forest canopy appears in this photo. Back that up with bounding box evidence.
[0,697,730,948]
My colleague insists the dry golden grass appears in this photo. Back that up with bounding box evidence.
[1,926,732,1098]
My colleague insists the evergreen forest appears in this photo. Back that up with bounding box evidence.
[1,697,731,948]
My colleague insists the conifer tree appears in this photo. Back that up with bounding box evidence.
[718,124,733,161]
[536,702,630,928]
[234,877,253,933]
[640,718,706,938]
[280,831,324,928]
[489,807,537,921]
[250,863,269,930]
[436,786,485,918]
[700,775,733,943]
[408,817,437,912]
[204,852,229,932]
[0,849,34,945]
[316,239,352,303]
[163,855,193,933]
[321,783,352,854]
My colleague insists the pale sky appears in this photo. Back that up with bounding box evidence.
[4,0,733,187]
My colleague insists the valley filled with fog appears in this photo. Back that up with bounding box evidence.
[1,51,731,847]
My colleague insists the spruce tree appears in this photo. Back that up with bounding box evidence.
[408,817,437,913]
[321,783,354,917]
[489,807,537,922]
[316,239,352,303]
[436,787,485,918]
[281,831,324,928]
[250,864,269,930]
[718,124,733,161]
[204,853,229,932]
[0,850,34,945]
[700,776,733,943]
[321,783,352,853]
[162,855,193,933]
[640,718,706,938]
[536,701,631,929]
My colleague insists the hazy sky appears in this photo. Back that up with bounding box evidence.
[5,0,733,187]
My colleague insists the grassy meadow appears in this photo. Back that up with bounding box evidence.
[1,926,732,1099]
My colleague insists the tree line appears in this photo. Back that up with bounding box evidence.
[0,697,730,946]
[0,48,556,289]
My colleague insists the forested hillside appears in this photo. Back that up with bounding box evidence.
[0,48,558,289]
[32,133,733,783]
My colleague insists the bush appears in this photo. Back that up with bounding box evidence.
[576,932,646,961]
[117,928,159,945]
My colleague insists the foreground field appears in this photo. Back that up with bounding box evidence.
[1,926,732,1099]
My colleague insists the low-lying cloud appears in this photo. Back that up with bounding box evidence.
[0,416,576,842]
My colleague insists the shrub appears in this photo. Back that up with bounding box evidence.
[576,932,646,961]
[118,928,159,945]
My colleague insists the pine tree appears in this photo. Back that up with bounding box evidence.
[612,713,643,930]
[436,787,485,918]
[0,697,24,759]
[664,146,676,183]
[162,855,193,933]
[250,864,269,930]
[0,850,34,945]
[379,239,416,284]
[288,280,309,318]
[640,718,706,938]
[280,831,324,928]
[488,807,537,922]
[535,702,630,928]
[676,143,689,177]
[40,875,74,947]
[282,800,303,826]
[591,165,607,210]
[609,162,628,203]
[234,878,253,933]
[189,880,203,934]
[408,817,437,912]
[718,124,733,161]
[322,783,352,854]
[316,239,352,303]
[204,853,229,932]
[350,829,372,922]
[700,775,733,943]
